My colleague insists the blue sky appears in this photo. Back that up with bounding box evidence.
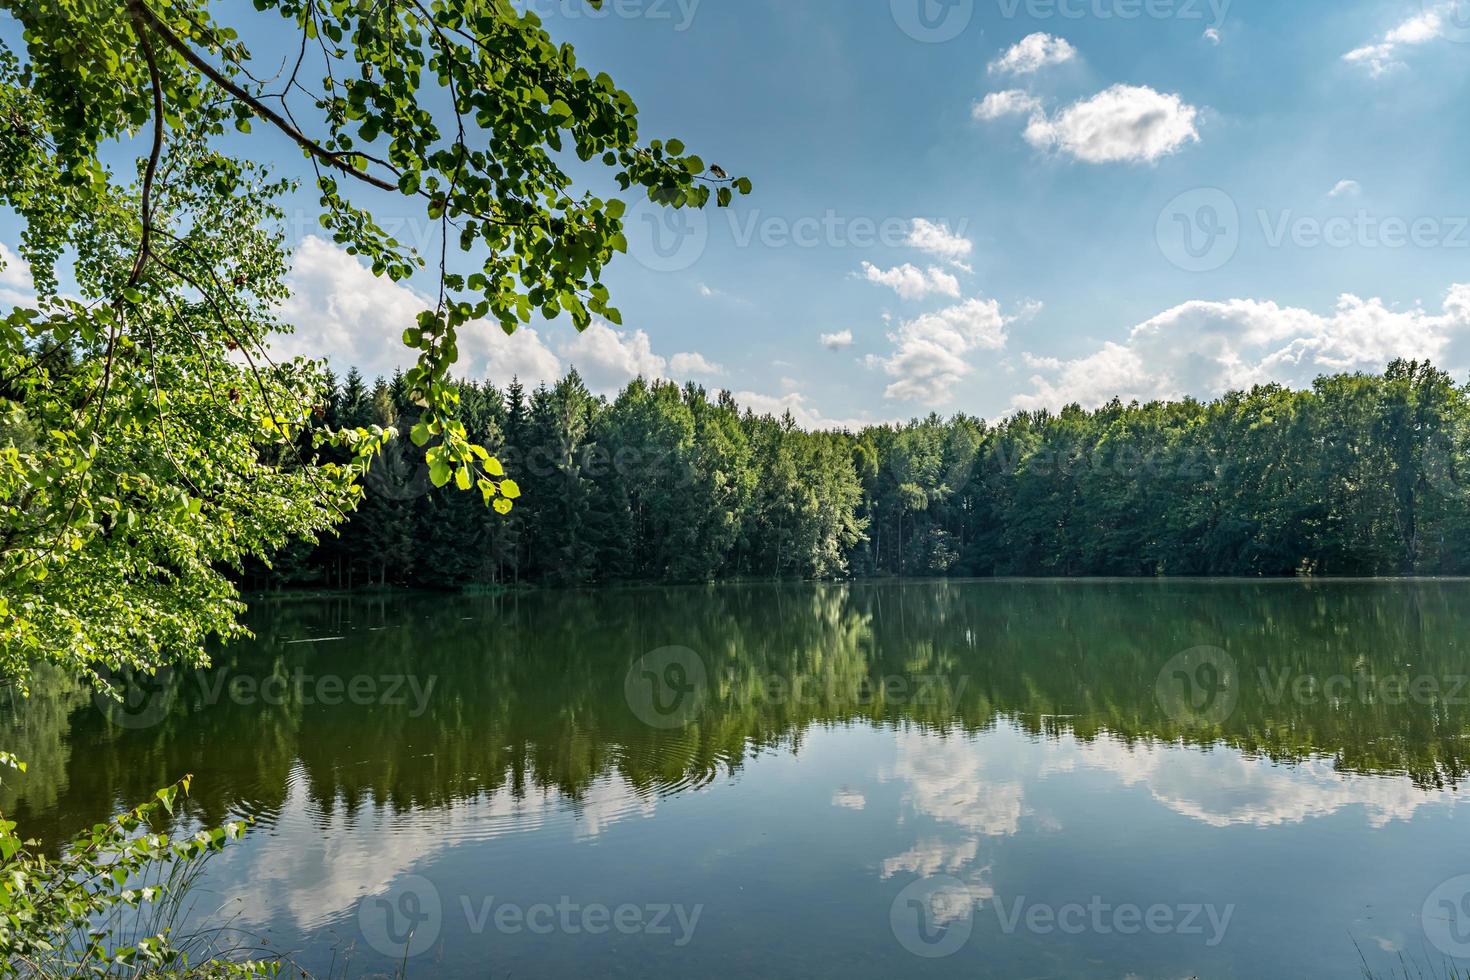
[4,0,1470,427]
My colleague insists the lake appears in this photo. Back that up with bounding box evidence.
[5,580,1470,978]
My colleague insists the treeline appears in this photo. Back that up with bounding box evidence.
[254,358,1470,588]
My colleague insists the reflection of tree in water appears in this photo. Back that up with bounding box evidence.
[5,581,1469,846]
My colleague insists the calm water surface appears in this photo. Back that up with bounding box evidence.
[6,580,1470,978]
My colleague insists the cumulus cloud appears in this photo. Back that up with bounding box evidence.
[275,235,724,395]
[860,261,961,301]
[0,242,35,309]
[669,351,726,377]
[1345,5,1450,76]
[906,218,974,268]
[973,89,1044,122]
[560,322,670,393]
[731,389,882,431]
[1203,27,1222,44]
[275,236,563,386]
[274,234,449,373]
[821,329,855,351]
[1328,179,1362,198]
[0,242,33,291]
[1013,284,1470,411]
[869,297,1011,404]
[1021,84,1200,164]
[989,33,1077,75]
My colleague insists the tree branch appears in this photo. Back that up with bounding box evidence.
[124,0,398,193]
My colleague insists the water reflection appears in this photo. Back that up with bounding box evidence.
[3,580,1469,976]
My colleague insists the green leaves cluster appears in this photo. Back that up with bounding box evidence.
[0,776,273,978]
[0,112,385,687]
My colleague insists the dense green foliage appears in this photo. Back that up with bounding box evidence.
[262,358,1470,588]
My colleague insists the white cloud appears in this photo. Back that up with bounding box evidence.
[730,389,882,431]
[560,321,668,393]
[821,329,855,351]
[669,351,725,377]
[276,234,428,373]
[972,89,1044,121]
[1345,5,1449,76]
[275,236,563,386]
[832,788,867,811]
[1203,26,1222,44]
[277,236,725,395]
[989,33,1077,75]
[0,242,33,291]
[1328,179,1362,198]
[478,327,565,388]
[907,218,974,268]
[1022,84,1200,164]
[0,242,36,311]
[860,261,961,301]
[1013,284,1470,411]
[869,297,1011,404]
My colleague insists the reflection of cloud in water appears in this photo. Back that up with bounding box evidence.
[211,766,655,934]
[831,787,867,811]
[1044,733,1465,828]
[872,724,1463,913]
[883,732,1026,838]
[881,838,980,879]
[878,732,1018,916]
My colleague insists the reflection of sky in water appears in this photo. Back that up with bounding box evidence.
[186,721,1466,977]
[208,769,661,937]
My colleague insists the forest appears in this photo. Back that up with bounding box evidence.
[259,357,1470,589]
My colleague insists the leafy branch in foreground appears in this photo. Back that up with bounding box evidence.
[0,776,274,978]
[0,101,388,686]
[3,0,749,504]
